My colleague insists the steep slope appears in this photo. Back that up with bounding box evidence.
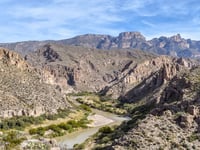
[0,48,69,118]
[26,43,156,95]
[80,62,200,150]
[1,32,200,58]
[111,67,200,150]
[25,43,199,101]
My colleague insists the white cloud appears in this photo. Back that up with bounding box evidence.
[0,0,199,42]
[142,20,156,28]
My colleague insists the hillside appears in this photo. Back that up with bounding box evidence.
[110,66,200,150]
[24,44,198,101]
[73,54,200,150]
[25,43,156,96]
[0,48,70,118]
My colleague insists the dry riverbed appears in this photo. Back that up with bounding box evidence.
[87,114,114,127]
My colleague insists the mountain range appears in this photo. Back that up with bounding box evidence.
[1,32,200,58]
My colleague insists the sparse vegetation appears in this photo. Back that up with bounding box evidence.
[79,104,92,112]
[73,93,127,115]
[0,116,44,130]
[2,131,26,149]
[76,101,156,149]
[68,91,94,96]
[0,109,70,130]
[22,141,50,150]
[29,114,90,137]
[99,126,113,134]
[187,133,200,142]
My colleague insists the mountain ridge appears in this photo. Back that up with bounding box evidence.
[1,31,200,58]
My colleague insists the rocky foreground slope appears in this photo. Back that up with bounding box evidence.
[110,66,200,150]
[0,48,70,118]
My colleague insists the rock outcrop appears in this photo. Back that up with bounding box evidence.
[100,55,197,100]
[0,48,70,118]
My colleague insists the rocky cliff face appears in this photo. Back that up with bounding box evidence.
[99,55,197,100]
[0,48,29,70]
[111,67,200,150]
[79,53,200,149]
[0,48,70,118]
[25,44,157,95]
[1,32,200,58]
[64,32,200,58]
[24,44,198,102]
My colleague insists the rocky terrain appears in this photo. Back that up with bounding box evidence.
[16,42,200,150]
[23,43,198,101]
[1,36,200,149]
[110,66,200,150]
[25,43,156,95]
[0,48,70,118]
[1,32,200,58]
[73,55,200,149]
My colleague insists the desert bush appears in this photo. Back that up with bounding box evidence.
[29,127,45,136]
[3,131,26,149]
[99,126,113,134]
[29,116,89,137]
[79,104,92,112]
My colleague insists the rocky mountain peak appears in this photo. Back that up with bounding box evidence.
[118,31,146,40]
[0,47,29,70]
[170,33,182,42]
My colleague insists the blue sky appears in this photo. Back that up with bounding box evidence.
[0,0,200,42]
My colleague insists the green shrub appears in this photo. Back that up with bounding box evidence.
[29,127,45,136]
[79,104,92,112]
[48,124,62,133]
[76,98,82,101]
[3,131,26,149]
[99,126,113,134]
[99,95,113,102]
[74,143,85,150]
[58,123,72,130]
[188,133,200,142]
[0,109,70,130]
[29,116,90,137]
[100,136,110,143]
[73,91,93,96]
